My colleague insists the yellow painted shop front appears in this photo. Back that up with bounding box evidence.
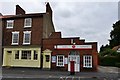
[3,47,41,68]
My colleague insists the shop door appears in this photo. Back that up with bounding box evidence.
[7,51,12,66]
[68,55,80,72]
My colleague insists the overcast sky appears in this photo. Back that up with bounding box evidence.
[0,0,119,51]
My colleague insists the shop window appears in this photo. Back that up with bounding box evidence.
[56,55,64,67]
[12,31,19,45]
[34,51,38,60]
[7,51,12,53]
[21,51,31,59]
[6,20,14,28]
[15,51,19,59]
[45,55,50,62]
[83,55,92,68]
[24,18,32,28]
[23,31,31,45]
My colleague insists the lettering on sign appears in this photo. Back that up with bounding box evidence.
[54,45,92,49]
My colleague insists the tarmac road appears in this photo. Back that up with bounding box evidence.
[1,66,120,80]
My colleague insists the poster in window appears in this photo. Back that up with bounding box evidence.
[52,56,56,63]
[64,58,68,64]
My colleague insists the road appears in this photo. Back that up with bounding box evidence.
[1,66,120,80]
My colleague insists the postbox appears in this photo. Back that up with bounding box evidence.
[70,61,75,75]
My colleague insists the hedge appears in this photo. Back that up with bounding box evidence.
[99,56,118,66]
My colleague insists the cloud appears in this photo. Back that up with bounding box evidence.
[0,1,118,51]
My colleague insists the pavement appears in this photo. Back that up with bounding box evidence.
[1,66,120,80]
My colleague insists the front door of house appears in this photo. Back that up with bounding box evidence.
[68,51,80,72]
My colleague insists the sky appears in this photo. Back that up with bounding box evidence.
[0,0,119,51]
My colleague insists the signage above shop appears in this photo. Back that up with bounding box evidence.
[54,45,92,50]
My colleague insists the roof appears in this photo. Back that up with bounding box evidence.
[0,13,45,19]
[112,45,120,51]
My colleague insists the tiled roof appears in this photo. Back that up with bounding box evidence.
[112,45,120,51]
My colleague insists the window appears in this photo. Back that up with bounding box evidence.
[12,32,19,45]
[24,18,32,28]
[34,51,38,60]
[23,31,31,45]
[45,55,50,62]
[6,20,14,28]
[56,55,64,67]
[7,51,12,53]
[83,55,92,68]
[21,51,31,59]
[15,51,19,59]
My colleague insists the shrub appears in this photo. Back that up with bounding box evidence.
[99,56,118,66]
[115,63,120,68]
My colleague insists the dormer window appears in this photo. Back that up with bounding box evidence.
[24,18,32,28]
[6,20,14,28]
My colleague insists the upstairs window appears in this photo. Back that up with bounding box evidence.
[7,20,14,28]
[24,18,32,28]
[23,31,31,45]
[12,31,19,45]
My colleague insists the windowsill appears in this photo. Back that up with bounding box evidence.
[83,67,92,68]
[23,43,30,45]
[6,27,13,29]
[24,26,31,28]
[56,65,65,67]
[11,43,18,45]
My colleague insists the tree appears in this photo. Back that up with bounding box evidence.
[99,44,110,53]
[109,20,120,48]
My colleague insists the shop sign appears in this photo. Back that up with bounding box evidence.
[54,45,92,49]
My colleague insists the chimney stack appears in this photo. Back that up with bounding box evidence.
[16,5,25,15]
[46,2,52,19]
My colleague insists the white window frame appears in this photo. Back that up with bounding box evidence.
[83,55,92,68]
[56,55,64,67]
[21,50,31,60]
[23,31,31,45]
[24,18,32,28]
[12,31,19,45]
[6,20,14,28]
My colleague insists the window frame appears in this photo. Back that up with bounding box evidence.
[24,18,32,28]
[12,31,19,45]
[83,55,92,68]
[45,55,50,62]
[34,50,38,60]
[56,55,64,67]
[21,50,31,60]
[23,31,31,45]
[6,20,14,29]
[15,50,19,60]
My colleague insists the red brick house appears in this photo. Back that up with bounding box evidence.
[1,2,98,72]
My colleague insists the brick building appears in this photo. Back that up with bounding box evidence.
[1,3,98,72]
[42,32,98,72]
[1,3,55,68]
